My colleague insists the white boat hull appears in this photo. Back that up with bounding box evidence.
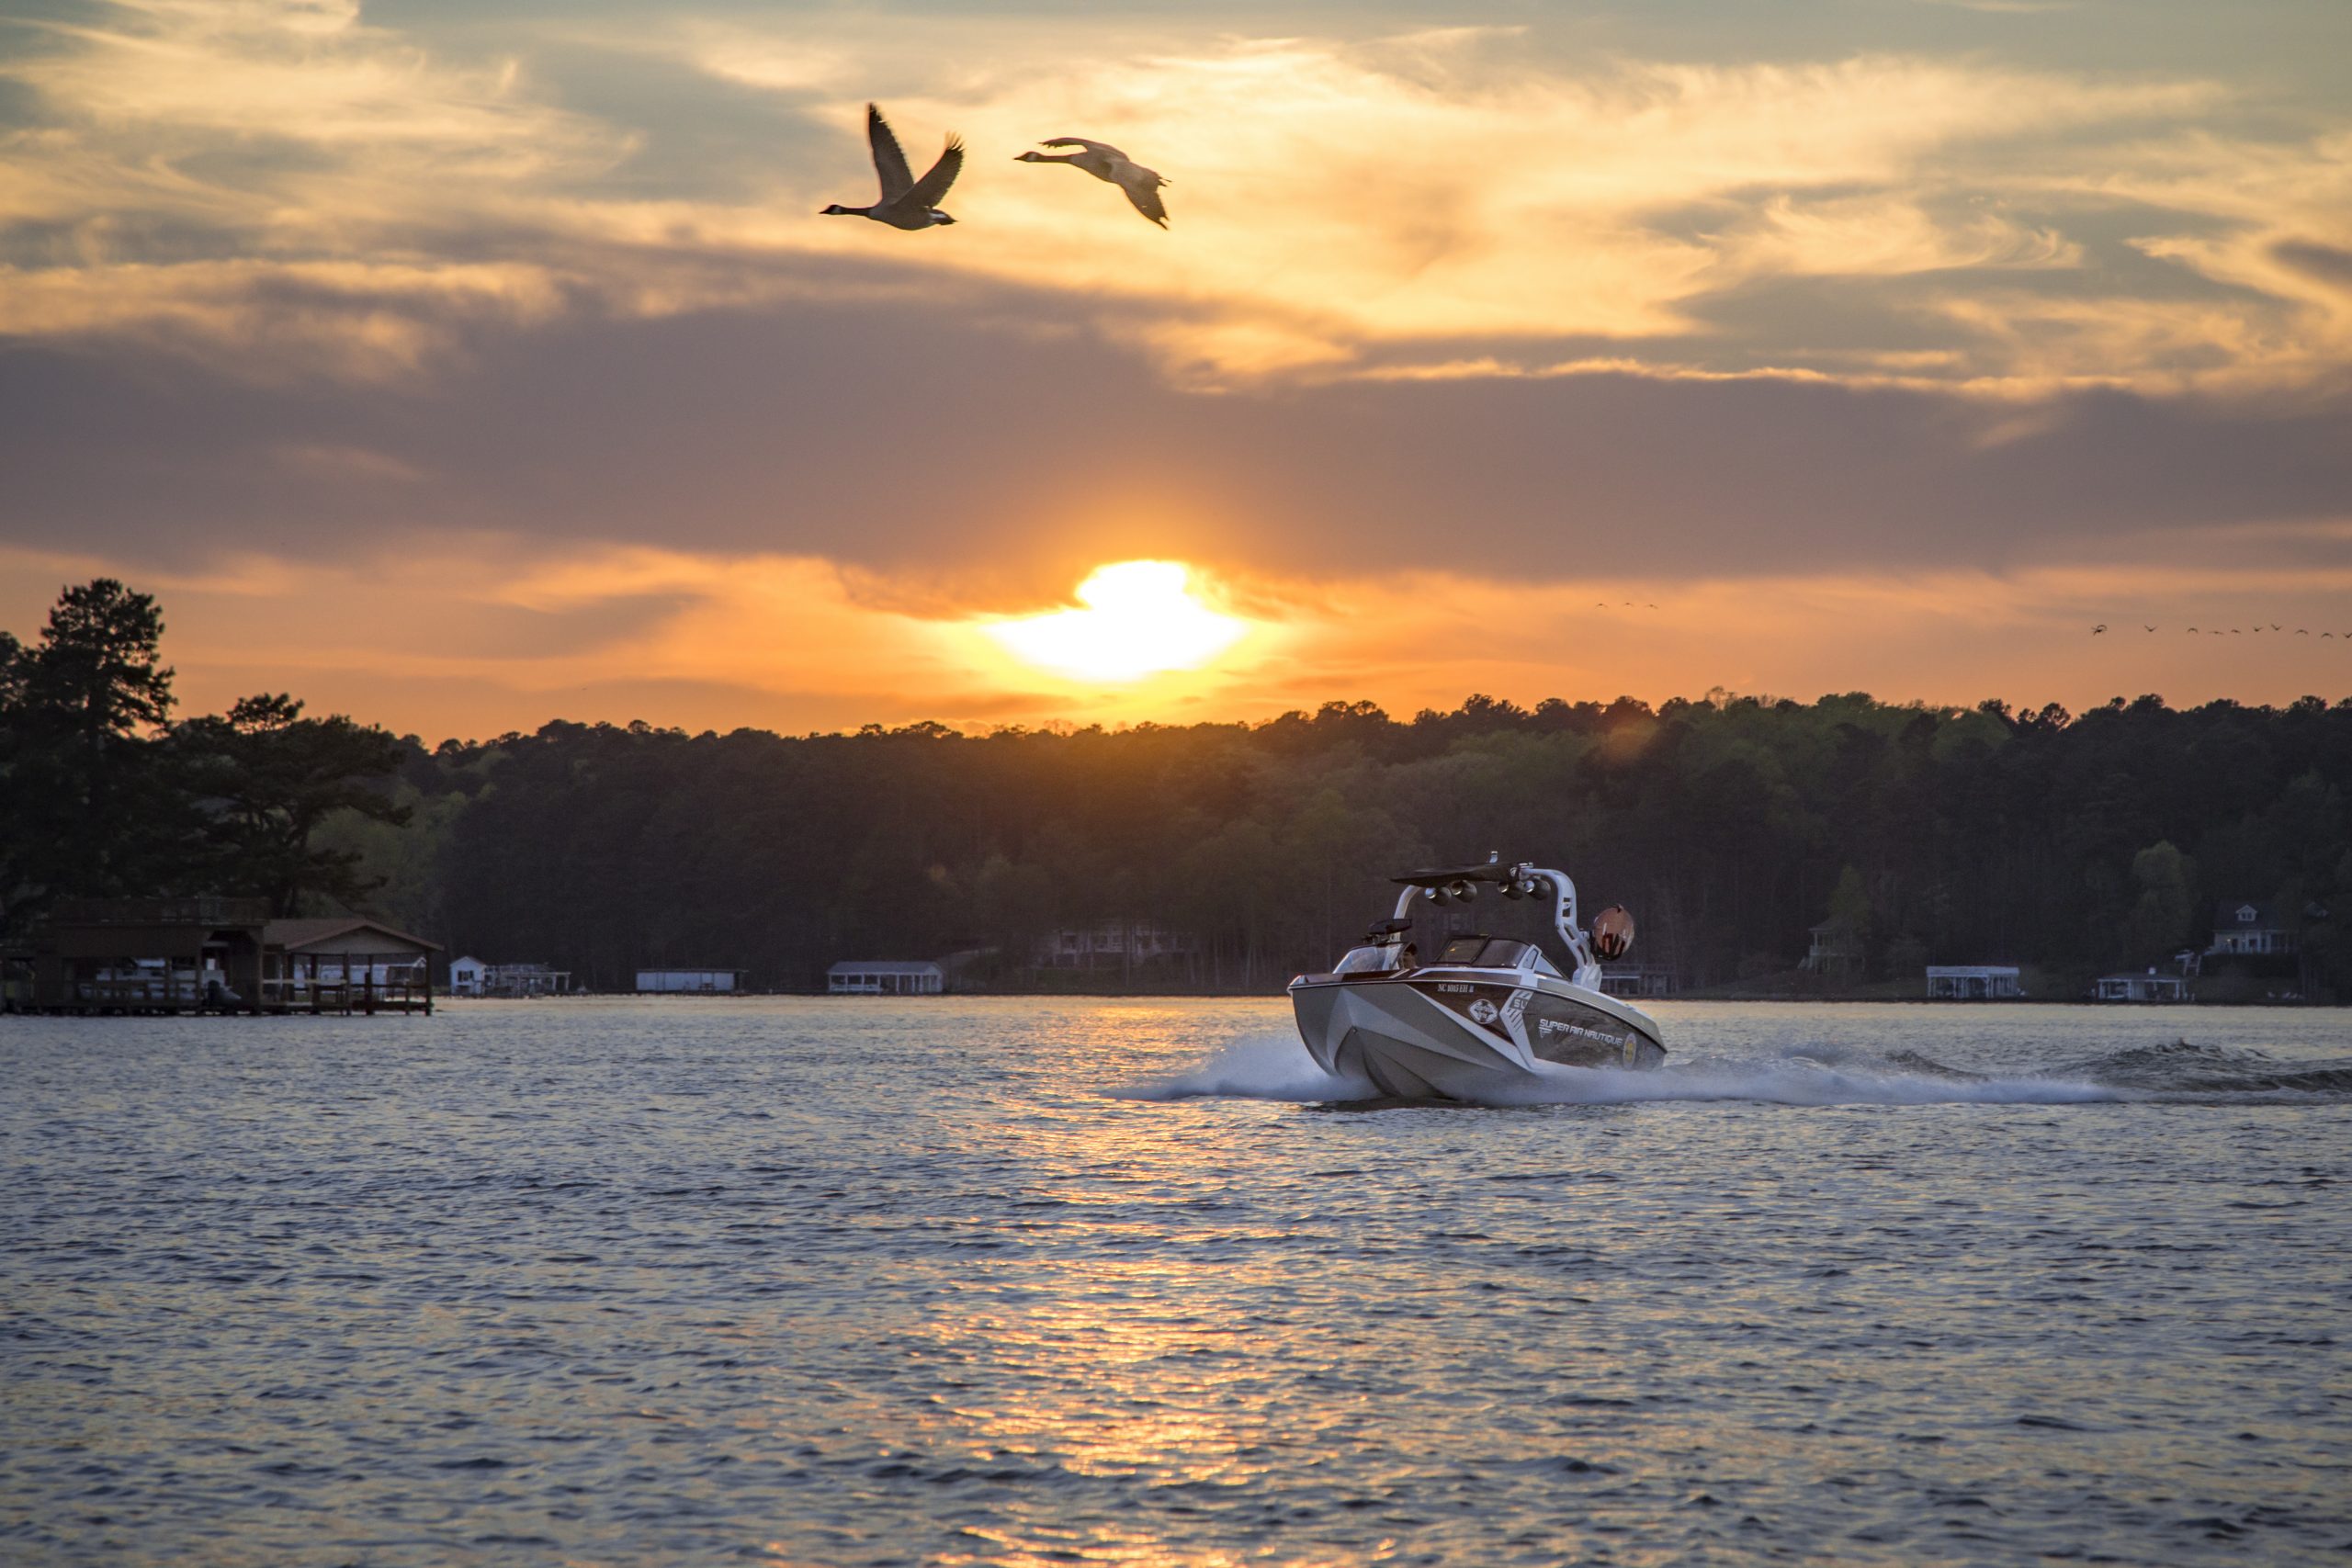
[1290,968,1665,1100]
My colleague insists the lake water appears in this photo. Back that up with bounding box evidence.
[5,998,2350,1565]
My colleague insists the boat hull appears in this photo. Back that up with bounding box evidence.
[1289,969,1665,1100]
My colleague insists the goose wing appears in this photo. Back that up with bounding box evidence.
[905,133,965,210]
[1041,136,1120,158]
[1119,166,1170,226]
[866,104,914,201]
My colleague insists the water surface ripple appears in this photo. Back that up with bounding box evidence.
[5,998,2350,1565]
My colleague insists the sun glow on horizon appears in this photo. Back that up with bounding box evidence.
[983,560,1249,683]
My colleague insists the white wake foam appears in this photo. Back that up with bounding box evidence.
[1125,1034,2131,1108]
[1490,1055,2127,1107]
[1118,1032,1375,1102]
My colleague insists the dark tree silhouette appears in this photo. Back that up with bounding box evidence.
[6,582,2351,999]
[176,694,413,916]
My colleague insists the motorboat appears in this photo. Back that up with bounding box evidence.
[1288,852,1666,1100]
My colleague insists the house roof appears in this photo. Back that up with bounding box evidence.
[265,917,444,953]
[2216,898,2281,927]
[829,960,944,976]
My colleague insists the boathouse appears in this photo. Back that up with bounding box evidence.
[5,899,439,1014]
[1926,964,2023,999]
[2094,969,2192,1002]
[827,960,945,995]
[10,897,269,1012]
[265,918,440,1008]
[636,967,744,993]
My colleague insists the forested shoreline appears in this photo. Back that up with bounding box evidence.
[6,581,2350,998]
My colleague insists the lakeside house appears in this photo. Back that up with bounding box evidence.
[636,967,744,993]
[2095,968,2193,1002]
[2209,899,2295,956]
[1799,919,1860,976]
[1926,964,2023,1000]
[448,957,572,998]
[827,960,945,995]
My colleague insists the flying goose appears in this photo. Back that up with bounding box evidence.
[1016,137,1170,227]
[823,104,962,230]
[2092,624,2107,634]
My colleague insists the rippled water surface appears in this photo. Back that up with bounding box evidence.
[6,998,2352,1565]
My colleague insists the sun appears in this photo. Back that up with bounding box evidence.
[984,560,1248,682]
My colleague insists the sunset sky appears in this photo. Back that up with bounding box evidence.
[3,0,2348,739]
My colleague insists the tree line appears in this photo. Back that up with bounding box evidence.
[5,581,2349,997]
[0,581,408,925]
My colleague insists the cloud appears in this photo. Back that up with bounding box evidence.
[6,281,2350,598]
[0,5,2344,397]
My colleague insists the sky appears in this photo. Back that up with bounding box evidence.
[2,0,2348,739]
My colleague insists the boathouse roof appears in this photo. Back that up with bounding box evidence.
[265,918,444,954]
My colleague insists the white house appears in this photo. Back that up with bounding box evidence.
[1926,964,2023,999]
[636,968,744,993]
[827,960,945,995]
[1800,920,1860,974]
[449,954,487,996]
[2209,899,2296,956]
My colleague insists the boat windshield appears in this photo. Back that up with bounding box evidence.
[1333,945,1402,976]
[1437,937,1563,975]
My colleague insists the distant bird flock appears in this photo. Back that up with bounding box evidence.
[2094,624,2343,637]
[825,105,1170,230]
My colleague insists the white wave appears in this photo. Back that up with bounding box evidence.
[1130,1038,2130,1108]
[1118,1032,1375,1102]
[1484,1055,2130,1108]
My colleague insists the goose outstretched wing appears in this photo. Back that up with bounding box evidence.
[1041,136,1120,158]
[1121,170,1169,226]
[866,104,914,201]
[905,134,965,210]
